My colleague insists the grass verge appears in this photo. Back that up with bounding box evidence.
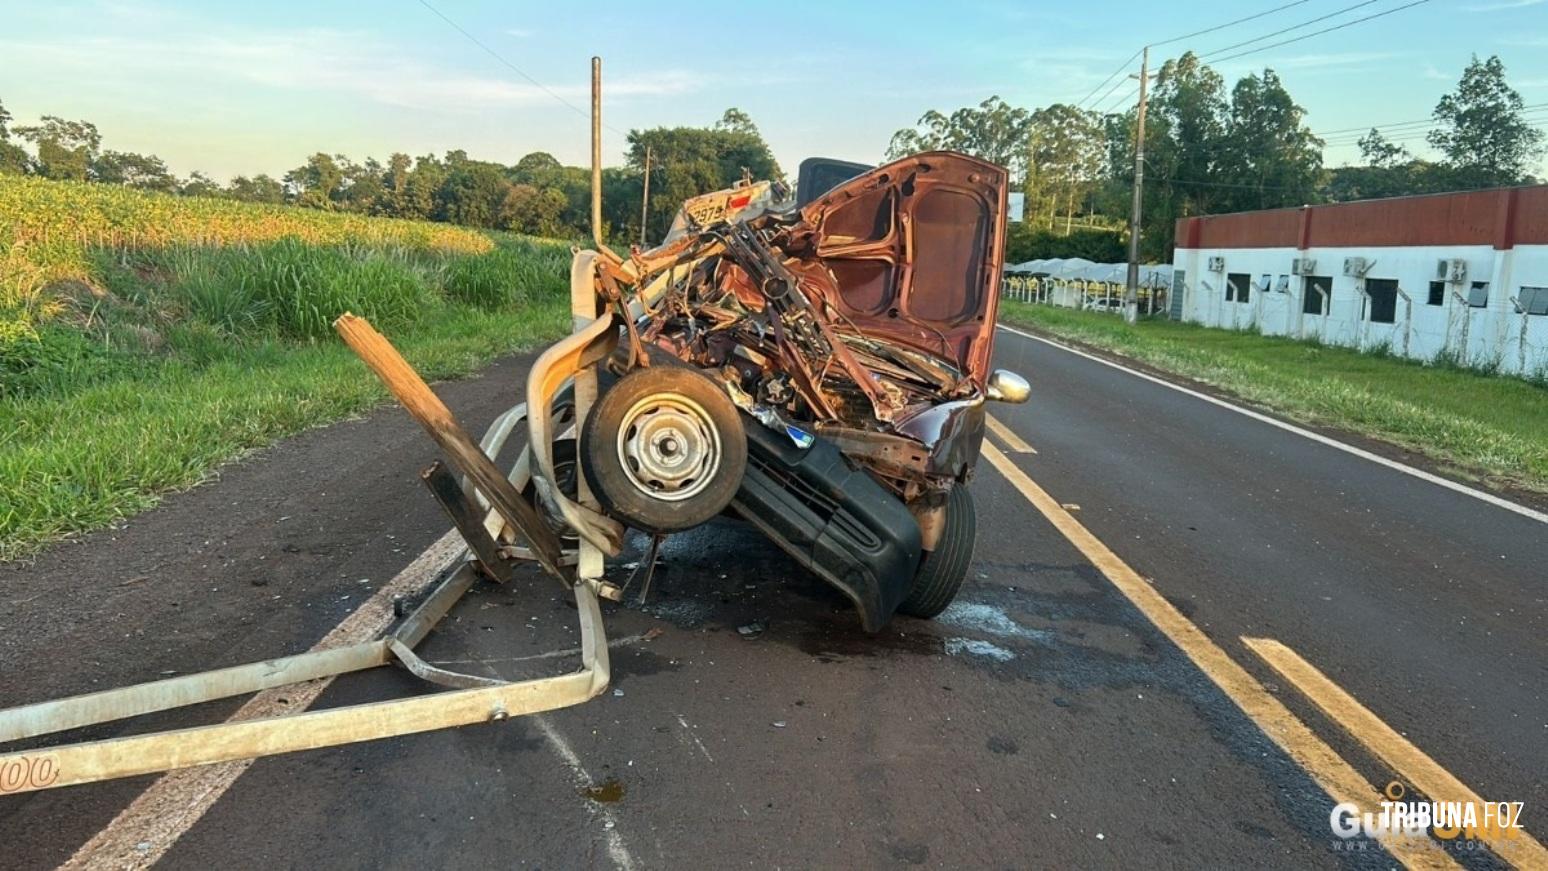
[0,299,567,560]
[999,302,1548,495]
[1,179,578,558]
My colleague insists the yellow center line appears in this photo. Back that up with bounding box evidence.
[985,414,1037,454]
[1243,637,1548,869]
[981,443,1458,871]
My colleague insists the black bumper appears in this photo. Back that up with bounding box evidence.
[731,419,922,632]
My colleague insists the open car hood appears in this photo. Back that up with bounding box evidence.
[789,152,1008,385]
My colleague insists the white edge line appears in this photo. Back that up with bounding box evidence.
[996,324,1548,526]
[60,529,466,871]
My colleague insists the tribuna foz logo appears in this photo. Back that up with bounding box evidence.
[1330,781,1527,847]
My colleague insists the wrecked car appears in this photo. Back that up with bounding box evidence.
[540,151,1030,631]
[0,151,1031,795]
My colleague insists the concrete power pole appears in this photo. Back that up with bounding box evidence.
[640,145,652,246]
[1123,46,1150,325]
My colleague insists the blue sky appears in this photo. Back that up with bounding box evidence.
[2,0,1544,181]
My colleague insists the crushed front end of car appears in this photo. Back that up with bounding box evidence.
[536,150,1029,631]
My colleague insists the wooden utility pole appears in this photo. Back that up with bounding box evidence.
[640,145,652,246]
[1124,45,1149,325]
[590,57,603,249]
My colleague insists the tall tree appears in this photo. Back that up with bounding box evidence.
[626,114,782,240]
[225,174,286,204]
[435,152,511,228]
[284,153,346,210]
[1025,103,1103,231]
[1428,54,1545,188]
[1358,129,1410,169]
[1218,69,1323,211]
[886,96,1032,180]
[714,108,759,137]
[1131,52,1230,257]
[381,153,413,217]
[180,171,221,198]
[499,183,567,236]
[402,154,446,220]
[92,150,178,192]
[0,97,29,174]
[13,116,101,180]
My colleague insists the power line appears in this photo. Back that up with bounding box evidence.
[1314,101,1548,137]
[1152,0,1316,47]
[413,0,627,136]
[1076,48,1144,110]
[1074,0,1315,109]
[1101,82,1142,114]
[1321,111,1548,145]
[1199,0,1385,59]
[1090,75,1134,113]
[1204,0,1431,66]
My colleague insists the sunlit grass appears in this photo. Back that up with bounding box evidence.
[1000,302,1548,493]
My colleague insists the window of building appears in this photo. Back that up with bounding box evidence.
[1302,276,1331,315]
[1227,272,1251,304]
[1427,281,1446,306]
[1519,286,1548,316]
[1260,274,1272,297]
[1365,278,1398,324]
[1467,281,1489,308]
[1275,275,1289,294]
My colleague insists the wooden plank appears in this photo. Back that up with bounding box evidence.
[420,461,513,583]
[334,313,570,586]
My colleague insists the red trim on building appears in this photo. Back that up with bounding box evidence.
[1173,184,1548,250]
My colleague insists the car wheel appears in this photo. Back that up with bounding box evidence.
[524,438,579,544]
[898,484,976,619]
[581,366,747,534]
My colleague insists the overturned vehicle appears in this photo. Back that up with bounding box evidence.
[537,151,1030,631]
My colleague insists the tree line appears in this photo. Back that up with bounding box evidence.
[0,102,779,245]
[888,53,1545,259]
[3,53,1541,262]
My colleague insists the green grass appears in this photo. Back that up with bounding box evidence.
[0,225,576,559]
[999,302,1548,494]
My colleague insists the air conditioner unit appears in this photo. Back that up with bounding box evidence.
[1343,256,1372,278]
[1291,257,1316,276]
[1207,255,1226,272]
[1436,258,1467,282]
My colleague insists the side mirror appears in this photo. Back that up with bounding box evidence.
[986,370,1030,404]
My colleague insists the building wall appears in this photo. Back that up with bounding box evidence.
[1171,186,1548,377]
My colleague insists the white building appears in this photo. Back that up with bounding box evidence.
[1170,185,1548,377]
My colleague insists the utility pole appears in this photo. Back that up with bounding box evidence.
[1124,45,1149,326]
[590,56,603,251]
[639,145,652,246]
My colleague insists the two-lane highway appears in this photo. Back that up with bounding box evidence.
[987,324,1546,867]
[2,328,1542,869]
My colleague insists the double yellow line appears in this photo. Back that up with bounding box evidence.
[980,440,1546,871]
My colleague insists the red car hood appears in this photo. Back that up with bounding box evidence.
[787,151,1009,385]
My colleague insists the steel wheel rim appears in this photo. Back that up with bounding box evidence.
[615,393,721,502]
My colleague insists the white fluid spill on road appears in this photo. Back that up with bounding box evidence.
[937,601,1053,645]
[944,637,1016,662]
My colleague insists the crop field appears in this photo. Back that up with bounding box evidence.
[0,175,575,557]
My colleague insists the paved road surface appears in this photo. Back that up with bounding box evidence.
[1,327,1542,869]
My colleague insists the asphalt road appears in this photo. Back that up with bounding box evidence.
[1,326,1542,869]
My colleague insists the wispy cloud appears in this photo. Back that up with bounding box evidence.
[0,29,700,112]
[504,27,532,38]
[1464,0,1543,11]
[1422,63,1450,81]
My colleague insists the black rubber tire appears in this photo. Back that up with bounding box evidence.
[524,438,579,543]
[898,484,977,619]
[581,366,747,534]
